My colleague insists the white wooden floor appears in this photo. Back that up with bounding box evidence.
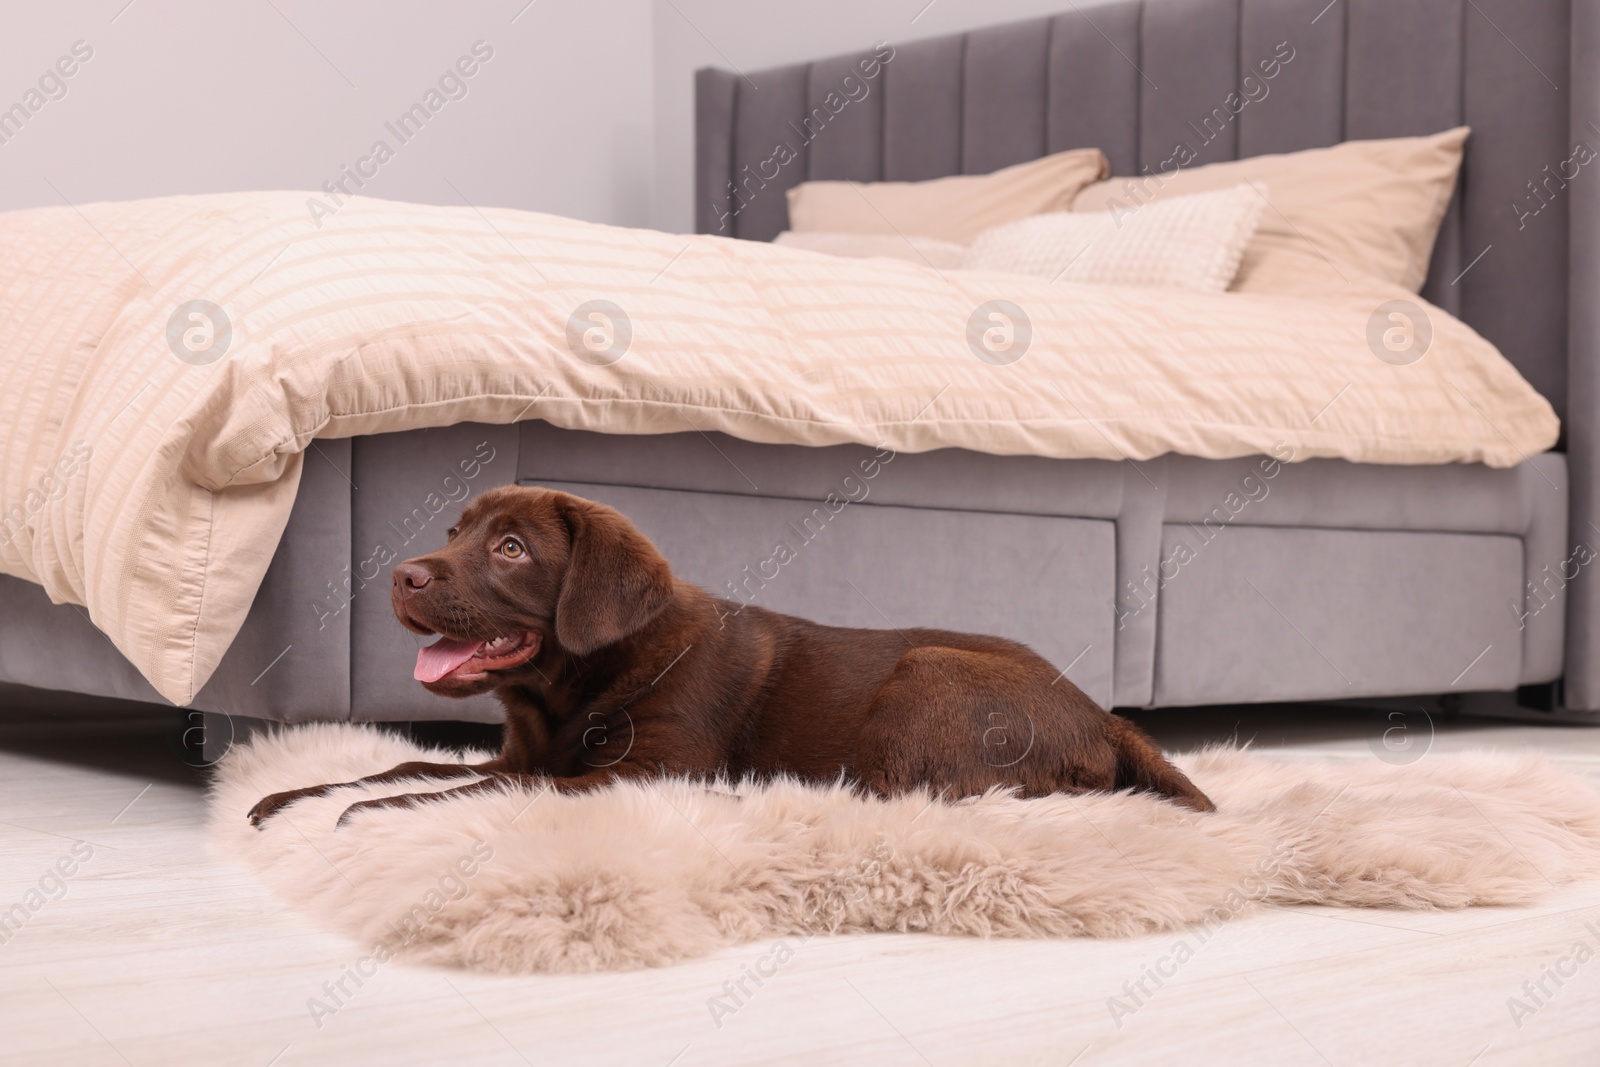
[2,696,1599,1067]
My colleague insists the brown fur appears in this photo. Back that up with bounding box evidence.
[248,486,1214,827]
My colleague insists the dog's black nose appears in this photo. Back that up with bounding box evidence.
[392,562,434,596]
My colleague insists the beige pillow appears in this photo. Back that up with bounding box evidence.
[772,230,969,269]
[1071,128,1468,293]
[785,148,1110,244]
[963,184,1265,291]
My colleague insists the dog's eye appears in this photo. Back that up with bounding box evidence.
[499,538,526,560]
[446,526,459,540]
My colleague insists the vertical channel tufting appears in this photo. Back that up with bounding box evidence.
[1047,2,1144,174]
[730,62,810,241]
[882,33,965,181]
[1564,0,1600,708]
[803,51,887,182]
[1237,0,1344,157]
[693,68,738,237]
[961,19,1052,173]
[1415,0,1468,318]
[1344,0,1462,139]
[1138,0,1242,172]
[1460,0,1571,418]
[1346,0,1464,313]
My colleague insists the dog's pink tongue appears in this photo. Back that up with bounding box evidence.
[414,637,485,683]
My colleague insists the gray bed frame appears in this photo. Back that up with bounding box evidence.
[3,0,1597,727]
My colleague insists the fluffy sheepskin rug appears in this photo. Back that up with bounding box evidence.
[210,724,1600,974]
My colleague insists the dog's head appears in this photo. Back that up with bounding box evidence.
[390,485,675,696]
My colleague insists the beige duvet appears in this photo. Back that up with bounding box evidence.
[0,192,1559,704]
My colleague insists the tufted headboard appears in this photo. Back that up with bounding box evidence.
[694,0,1586,425]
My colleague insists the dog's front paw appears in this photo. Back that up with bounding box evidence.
[247,788,320,828]
[335,795,408,828]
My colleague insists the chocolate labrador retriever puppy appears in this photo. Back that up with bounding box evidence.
[248,486,1213,827]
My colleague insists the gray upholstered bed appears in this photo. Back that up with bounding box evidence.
[2,0,1595,725]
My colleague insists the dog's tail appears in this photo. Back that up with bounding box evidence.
[1107,715,1216,812]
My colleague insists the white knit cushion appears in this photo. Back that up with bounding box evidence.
[962,184,1266,291]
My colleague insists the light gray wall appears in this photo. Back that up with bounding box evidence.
[2,0,1093,231]
[0,0,654,225]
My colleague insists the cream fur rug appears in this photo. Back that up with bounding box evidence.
[210,724,1600,974]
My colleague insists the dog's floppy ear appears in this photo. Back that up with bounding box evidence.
[552,495,675,656]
